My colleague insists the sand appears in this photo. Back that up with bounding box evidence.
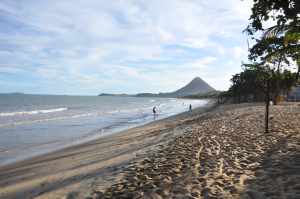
[88,103,300,199]
[1,102,300,199]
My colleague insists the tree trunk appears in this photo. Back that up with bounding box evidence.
[265,79,270,133]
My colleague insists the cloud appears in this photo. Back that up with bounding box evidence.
[0,0,253,94]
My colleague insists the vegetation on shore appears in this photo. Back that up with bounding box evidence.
[225,66,298,103]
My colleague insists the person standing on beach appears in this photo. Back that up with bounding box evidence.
[153,106,157,119]
[189,104,192,112]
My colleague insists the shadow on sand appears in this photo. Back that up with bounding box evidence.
[241,132,300,199]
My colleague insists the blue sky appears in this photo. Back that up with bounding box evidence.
[0,0,253,95]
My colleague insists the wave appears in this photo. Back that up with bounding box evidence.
[0,107,68,117]
[0,112,95,128]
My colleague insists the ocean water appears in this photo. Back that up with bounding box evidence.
[0,94,209,166]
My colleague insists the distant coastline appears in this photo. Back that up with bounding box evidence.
[99,77,218,99]
[98,91,221,99]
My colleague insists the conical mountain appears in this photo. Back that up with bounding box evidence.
[168,77,215,97]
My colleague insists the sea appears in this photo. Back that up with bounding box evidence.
[0,94,209,166]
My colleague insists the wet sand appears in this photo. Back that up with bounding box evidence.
[0,101,216,199]
[1,102,300,199]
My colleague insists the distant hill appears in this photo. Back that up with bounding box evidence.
[166,77,215,97]
[99,77,215,98]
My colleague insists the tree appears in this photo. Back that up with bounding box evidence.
[226,63,297,132]
[228,65,265,103]
[246,0,299,133]
[246,0,300,82]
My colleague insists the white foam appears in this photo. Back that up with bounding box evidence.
[0,112,97,128]
[0,107,68,117]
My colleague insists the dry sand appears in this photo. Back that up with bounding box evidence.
[1,102,300,199]
[89,103,300,199]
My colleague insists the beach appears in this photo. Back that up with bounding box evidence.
[0,102,300,199]
[0,99,215,199]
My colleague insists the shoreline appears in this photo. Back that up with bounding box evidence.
[0,99,212,167]
[0,100,217,199]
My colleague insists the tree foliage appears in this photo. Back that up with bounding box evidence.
[246,0,299,35]
[246,0,300,81]
[226,0,300,133]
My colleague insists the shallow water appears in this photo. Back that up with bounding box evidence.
[0,94,208,165]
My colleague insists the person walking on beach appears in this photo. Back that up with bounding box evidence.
[189,104,192,112]
[153,106,157,119]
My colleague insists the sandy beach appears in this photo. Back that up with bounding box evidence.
[1,102,300,199]
[96,103,300,199]
[0,101,216,199]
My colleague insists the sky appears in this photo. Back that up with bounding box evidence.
[0,0,253,95]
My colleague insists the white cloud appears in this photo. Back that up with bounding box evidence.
[0,0,253,94]
[189,57,217,68]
